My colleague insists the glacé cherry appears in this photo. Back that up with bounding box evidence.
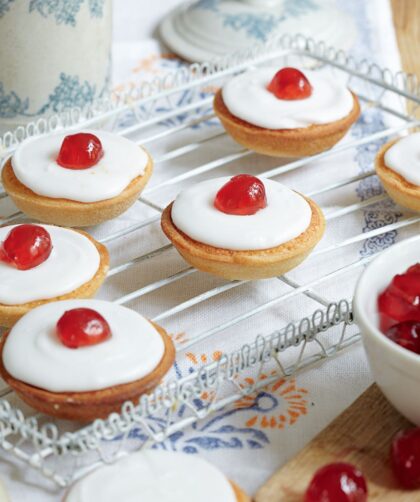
[378,263,420,352]
[214,174,267,216]
[267,67,313,100]
[386,321,420,354]
[391,427,420,489]
[305,462,367,502]
[56,308,111,349]
[0,224,52,270]
[56,132,103,169]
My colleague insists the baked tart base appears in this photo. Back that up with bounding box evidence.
[231,481,251,502]
[0,230,109,328]
[0,321,175,422]
[161,196,325,280]
[213,89,361,158]
[375,139,420,212]
[1,152,153,227]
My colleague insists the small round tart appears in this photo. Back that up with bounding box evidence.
[214,67,360,157]
[0,225,108,327]
[161,177,325,280]
[0,300,175,421]
[375,133,420,212]
[64,450,250,502]
[2,130,153,227]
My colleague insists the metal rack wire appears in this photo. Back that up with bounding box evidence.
[0,34,419,488]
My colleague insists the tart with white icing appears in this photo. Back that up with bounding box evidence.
[0,224,108,327]
[0,299,175,421]
[161,174,325,280]
[64,450,250,502]
[2,130,153,227]
[214,67,360,157]
[375,133,420,212]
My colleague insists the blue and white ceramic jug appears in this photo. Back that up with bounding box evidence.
[0,0,112,133]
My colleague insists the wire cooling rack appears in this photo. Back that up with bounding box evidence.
[0,34,419,487]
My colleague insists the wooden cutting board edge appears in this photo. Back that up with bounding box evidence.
[255,384,420,501]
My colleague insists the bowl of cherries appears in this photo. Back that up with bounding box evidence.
[354,235,420,425]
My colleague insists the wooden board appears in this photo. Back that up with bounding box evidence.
[391,0,420,119]
[255,384,419,501]
[391,0,420,78]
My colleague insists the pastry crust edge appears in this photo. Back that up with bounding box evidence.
[161,194,325,280]
[213,89,361,157]
[0,229,109,327]
[1,151,153,227]
[0,320,175,422]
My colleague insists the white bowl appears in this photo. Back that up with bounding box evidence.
[354,235,420,425]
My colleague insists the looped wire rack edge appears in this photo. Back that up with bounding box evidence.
[0,33,419,488]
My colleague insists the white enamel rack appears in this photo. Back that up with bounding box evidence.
[0,34,419,489]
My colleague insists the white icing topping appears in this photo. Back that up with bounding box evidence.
[11,130,149,203]
[222,67,354,129]
[0,225,100,305]
[171,177,312,250]
[3,300,165,392]
[384,132,420,186]
[65,450,237,502]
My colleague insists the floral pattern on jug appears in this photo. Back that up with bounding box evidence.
[0,0,111,132]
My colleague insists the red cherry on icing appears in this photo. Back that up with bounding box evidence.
[56,308,111,349]
[0,224,52,270]
[391,428,420,489]
[214,174,267,216]
[267,67,313,100]
[305,462,368,502]
[56,133,104,169]
[385,321,420,354]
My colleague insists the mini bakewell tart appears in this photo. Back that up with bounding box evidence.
[214,67,360,157]
[161,175,325,280]
[0,300,175,421]
[64,450,251,502]
[0,224,108,327]
[375,133,420,212]
[2,130,153,227]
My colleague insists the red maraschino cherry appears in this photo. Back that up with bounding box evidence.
[385,321,420,354]
[56,308,111,349]
[305,463,368,502]
[378,263,420,337]
[391,428,420,489]
[214,174,267,216]
[267,67,313,100]
[56,132,104,169]
[0,224,52,270]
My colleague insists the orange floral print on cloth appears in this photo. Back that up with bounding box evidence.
[183,352,310,430]
[120,348,312,454]
[186,351,223,402]
[113,53,220,130]
[235,372,309,429]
